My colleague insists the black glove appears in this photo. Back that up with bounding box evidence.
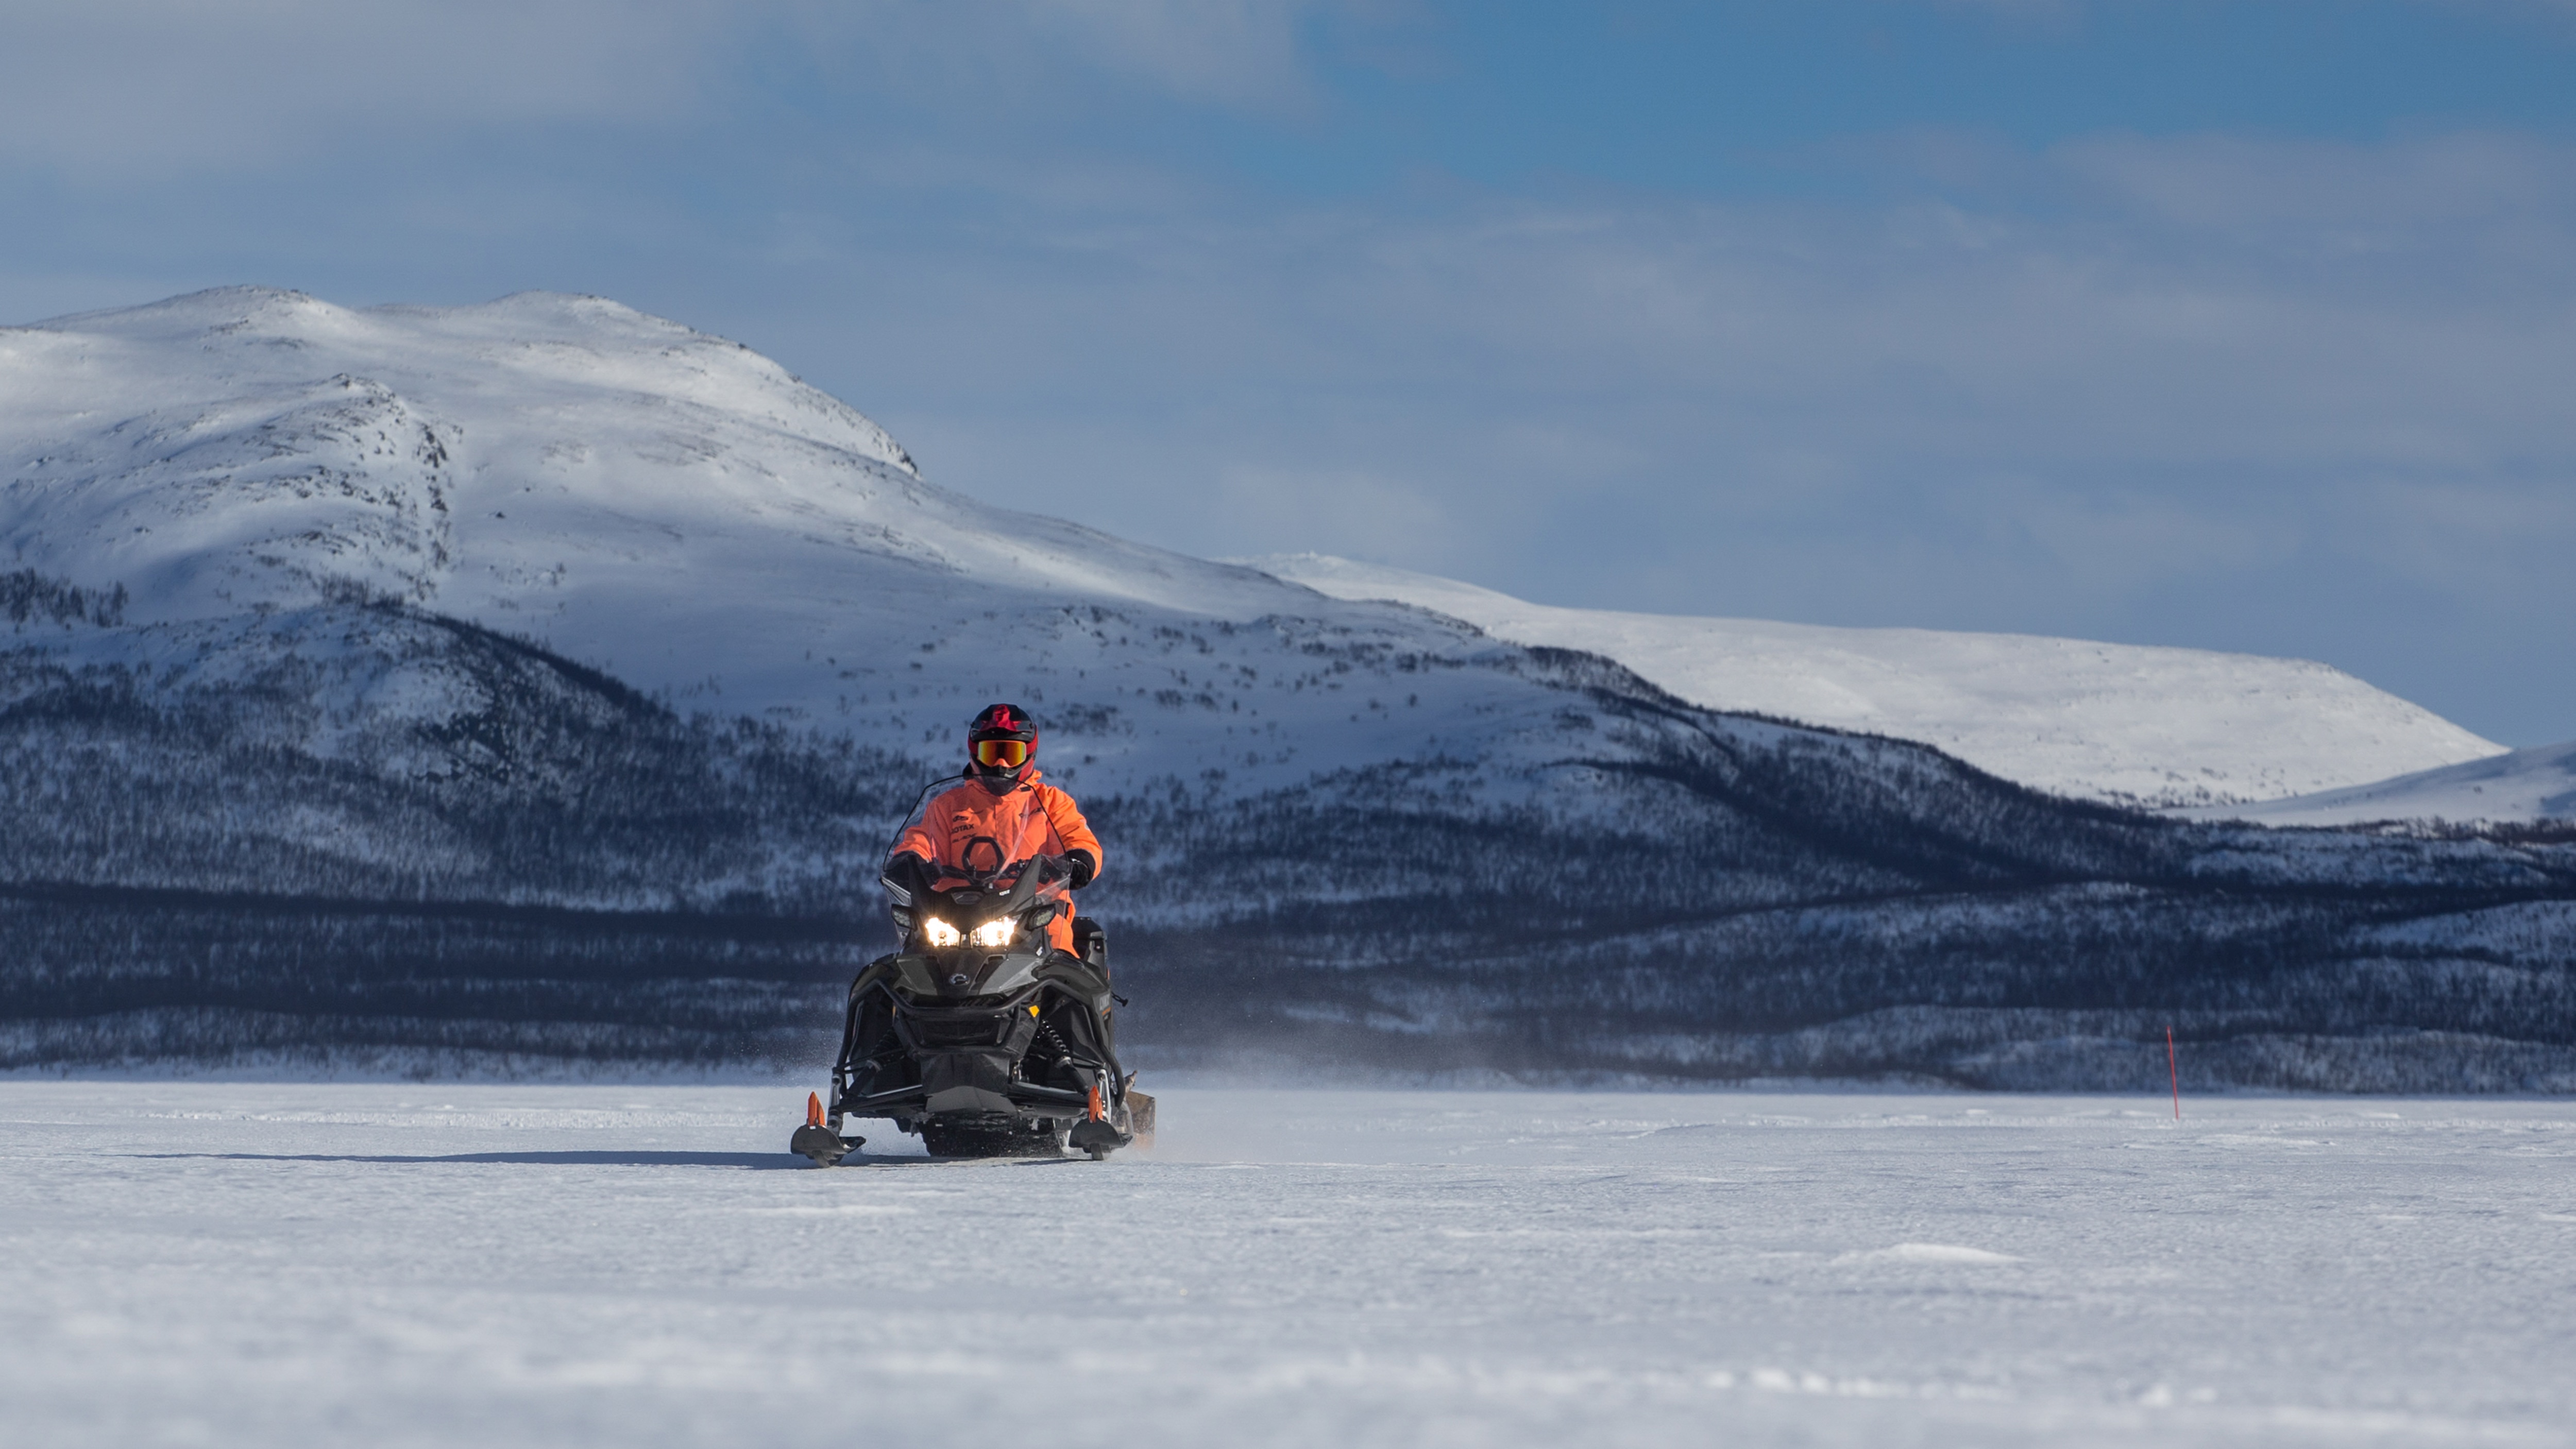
[882,852,935,899]
[1060,848,1097,889]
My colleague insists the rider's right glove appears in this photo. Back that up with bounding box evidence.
[1060,848,1097,889]
[882,852,936,899]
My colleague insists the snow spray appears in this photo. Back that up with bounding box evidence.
[2167,1027,2180,1120]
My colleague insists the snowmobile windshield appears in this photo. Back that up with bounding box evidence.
[910,857,1070,952]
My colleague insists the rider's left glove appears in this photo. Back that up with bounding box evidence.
[1060,849,1097,889]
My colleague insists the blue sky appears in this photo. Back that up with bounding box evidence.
[5,1,2573,742]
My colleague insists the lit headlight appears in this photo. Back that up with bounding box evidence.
[970,918,1016,949]
[921,917,962,948]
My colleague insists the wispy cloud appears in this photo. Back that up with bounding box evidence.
[1013,0,1333,109]
[0,1,742,172]
[0,0,1347,173]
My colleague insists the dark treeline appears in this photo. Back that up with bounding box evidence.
[4,592,2573,1088]
[1096,687,2576,1092]
[2,570,128,629]
[0,888,848,1073]
[2,596,908,1073]
[0,602,923,910]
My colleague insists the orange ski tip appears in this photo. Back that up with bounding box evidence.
[806,1092,824,1128]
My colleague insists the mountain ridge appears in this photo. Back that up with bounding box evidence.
[1245,552,2506,810]
[2185,738,2576,829]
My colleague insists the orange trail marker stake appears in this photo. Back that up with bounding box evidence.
[2167,1027,2180,1121]
[807,1091,824,1129]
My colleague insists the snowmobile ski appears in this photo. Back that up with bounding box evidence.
[790,1091,866,1167]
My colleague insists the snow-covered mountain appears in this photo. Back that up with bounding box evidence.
[7,286,2504,814]
[6,287,2574,1092]
[0,288,1560,801]
[1247,554,2505,810]
[2180,739,2576,828]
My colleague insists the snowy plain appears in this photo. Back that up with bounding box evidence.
[6,1083,2573,1448]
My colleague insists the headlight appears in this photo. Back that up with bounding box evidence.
[970,918,1015,949]
[921,917,962,948]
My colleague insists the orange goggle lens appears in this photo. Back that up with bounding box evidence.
[973,738,1031,769]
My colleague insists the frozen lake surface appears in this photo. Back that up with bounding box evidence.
[5,1083,2572,1447]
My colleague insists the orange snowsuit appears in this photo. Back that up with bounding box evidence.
[890,768,1101,955]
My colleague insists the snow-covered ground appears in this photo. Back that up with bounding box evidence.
[2182,738,2576,828]
[6,1083,2571,1448]
[1249,553,2506,810]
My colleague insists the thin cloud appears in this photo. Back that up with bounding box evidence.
[1019,0,1330,110]
[0,0,732,172]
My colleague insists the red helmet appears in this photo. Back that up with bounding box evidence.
[967,703,1037,774]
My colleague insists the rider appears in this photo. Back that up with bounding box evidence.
[884,703,1100,957]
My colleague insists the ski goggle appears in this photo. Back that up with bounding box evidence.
[972,738,1032,769]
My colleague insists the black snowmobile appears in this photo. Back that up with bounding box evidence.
[792,849,1152,1165]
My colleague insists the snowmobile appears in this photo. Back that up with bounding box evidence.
[791,849,1153,1165]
